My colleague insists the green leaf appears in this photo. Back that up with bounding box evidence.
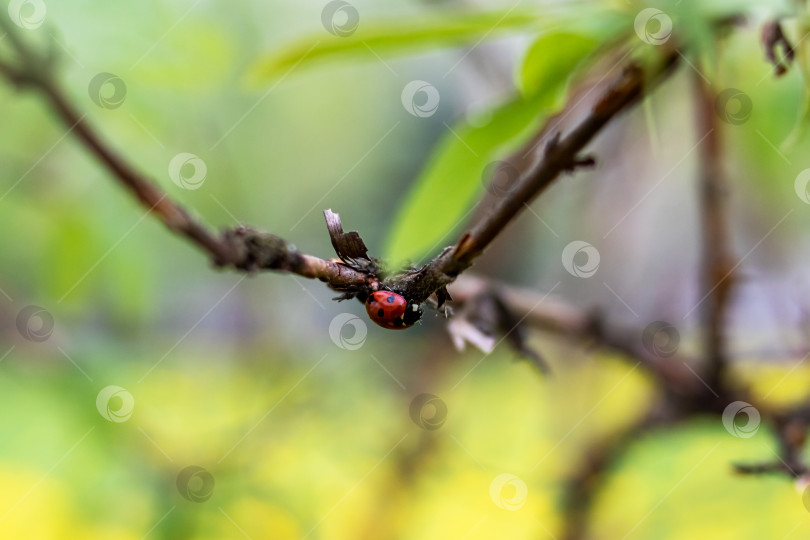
[383,21,629,266]
[519,32,599,104]
[248,10,543,84]
[383,94,549,266]
[519,10,630,103]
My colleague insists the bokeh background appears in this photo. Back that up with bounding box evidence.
[2,0,810,538]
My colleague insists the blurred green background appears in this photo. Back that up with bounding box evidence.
[2,0,810,538]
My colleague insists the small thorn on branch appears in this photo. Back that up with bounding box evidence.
[543,133,597,173]
[568,155,596,173]
[435,286,452,309]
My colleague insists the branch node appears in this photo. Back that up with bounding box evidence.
[222,227,299,272]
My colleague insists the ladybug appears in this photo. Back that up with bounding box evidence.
[365,290,423,330]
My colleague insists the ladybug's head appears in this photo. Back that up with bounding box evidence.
[402,300,423,326]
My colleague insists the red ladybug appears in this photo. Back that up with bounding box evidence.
[365,291,423,330]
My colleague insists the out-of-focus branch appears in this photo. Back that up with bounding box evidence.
[693,70,736,392]
[761,19,795,77]
[735,405,810,477]
[560,408,677,540]
[450,275,703,395]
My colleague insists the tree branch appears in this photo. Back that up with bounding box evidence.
[735,404,810,478]
[0,17,682,313]
[449,275,704,395]
[560,409,676,540]
[393,52,680,302]
[45,79,236,263]
[693,68,736,393]
[0,18,375,292]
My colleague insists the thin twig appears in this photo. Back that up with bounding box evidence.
[0,18,372,292]
[0,17,682,309]
[560,409,676,540]
[449,275,703,393]
[392,53,680,302]
[693,68,735,393]
[735,406,810,477]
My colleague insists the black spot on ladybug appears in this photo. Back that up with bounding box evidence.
[377,308,384,317]
[386,295,395,303]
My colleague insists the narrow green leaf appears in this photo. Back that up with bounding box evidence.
[383,20,629,267]
[383,94,549,266]
[248,10,543,84]
[519,10,630,104]
[519,32,599,104]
